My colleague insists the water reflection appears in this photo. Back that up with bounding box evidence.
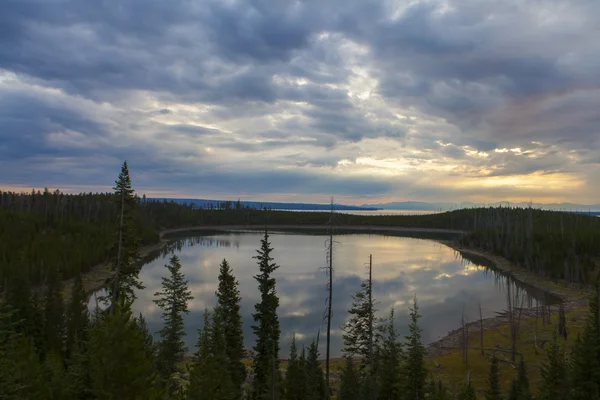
[91,232,557,358]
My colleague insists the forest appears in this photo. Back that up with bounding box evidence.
[1,162,599,399]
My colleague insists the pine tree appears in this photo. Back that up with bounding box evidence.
[508,359,532,400]
[338,357,360,400]
[485,357,502,400]
[0,303,51,399]
[458,381,477,400]
[215,258,246,396]
[65,272,89,360]
[108,161,144,306]
[342,255,377,399]
[65,340,93,400]
[305,338,327,400]
[378,308,403,400]
[403,297,427,400]
[188,310,235,400]
[427,379,450,400]
[136,313,156,360]
[153,254,194,384]
[284,335,303,400]
[43,265,65,357]
[569,295,600,400]
[87,297,161,400]
[537,335,569,400]
[251,229,281,400]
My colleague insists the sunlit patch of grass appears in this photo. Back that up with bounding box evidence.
[428,306,588,398]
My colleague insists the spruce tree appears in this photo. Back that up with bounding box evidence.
[108,161,144,306]
[403,297,427,400]
[0,303,50,399]
[215,258,246,396]
[87,297,161,400]
[153,254,194,384]
[251,229,281,400]
[305,338,327,400]
[458,381,477,400]
[65,272,89,360]
[379,308,403,400]
[43,265,65,357]
[508,359,532,400]
[188,310,235,400]
[338,357,360,400]
[569,295,600,400]
[342,255,377,399]
[485,357,502,400]
[284,335,303,400]
[537,335,569,400]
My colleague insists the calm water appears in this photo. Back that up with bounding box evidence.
[90,231,556,358]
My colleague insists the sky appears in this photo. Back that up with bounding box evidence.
[1,0,599,205]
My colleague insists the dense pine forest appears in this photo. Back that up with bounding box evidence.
[1,162,599,399]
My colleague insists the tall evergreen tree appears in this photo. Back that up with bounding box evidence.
[508,359,532,400]
[43,265,65,357]
[305,338,327,400]
[153,254,194,384]
[569,295,600,400]
[251,229,281,400]
[378,308,403,400]
[458,381,477,400]
[87,297,162,400]
[537,335,569,400]
[284,335,303,400]
[0,302,51,399]
[485,357,502,400]
[215,258,246,396]
[188,310,235,400]
[338,357,360,400]
[403,297,427,400]
[342,255,377,399]
[109,161,143,306]
[65,272,89,360]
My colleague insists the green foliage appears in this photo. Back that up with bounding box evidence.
[305,338,328,400]
[188,310,236,400]
[65,272,89,360]
[569,295,600,400]
[378,308,403,400]
[338,357,359,400]
[251,229,282,400]
[457,382,478,400]
[537,335,570,400]
[0,304,51,399]
[285,335,304,400]
[403,297,427,400]
[107,161,145,305]
[87,297,161,400]
[154,254,194,384]
[215,258,246,396]
[507,359,532,400]
[43,265,65,357]
[485,357,502,400]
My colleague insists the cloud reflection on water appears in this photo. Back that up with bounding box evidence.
[107,232,551,357]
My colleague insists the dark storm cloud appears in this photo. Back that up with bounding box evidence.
[1,0,600,199]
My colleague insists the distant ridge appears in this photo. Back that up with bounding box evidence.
[151,198,382,211]
[361,201,600,212]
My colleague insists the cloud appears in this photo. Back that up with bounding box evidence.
[1,0,599,203]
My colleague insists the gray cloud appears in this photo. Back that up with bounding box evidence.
[1,0,599,202]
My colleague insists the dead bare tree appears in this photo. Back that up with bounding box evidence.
[479,302,484,356]
[324,196,334,394]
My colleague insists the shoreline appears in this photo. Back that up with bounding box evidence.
[69,224,464,299]
[67,225,591,357]
[426,244,591,357]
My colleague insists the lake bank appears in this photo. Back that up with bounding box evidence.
[70,225,592,361]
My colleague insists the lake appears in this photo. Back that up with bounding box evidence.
[89,230,558,358]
